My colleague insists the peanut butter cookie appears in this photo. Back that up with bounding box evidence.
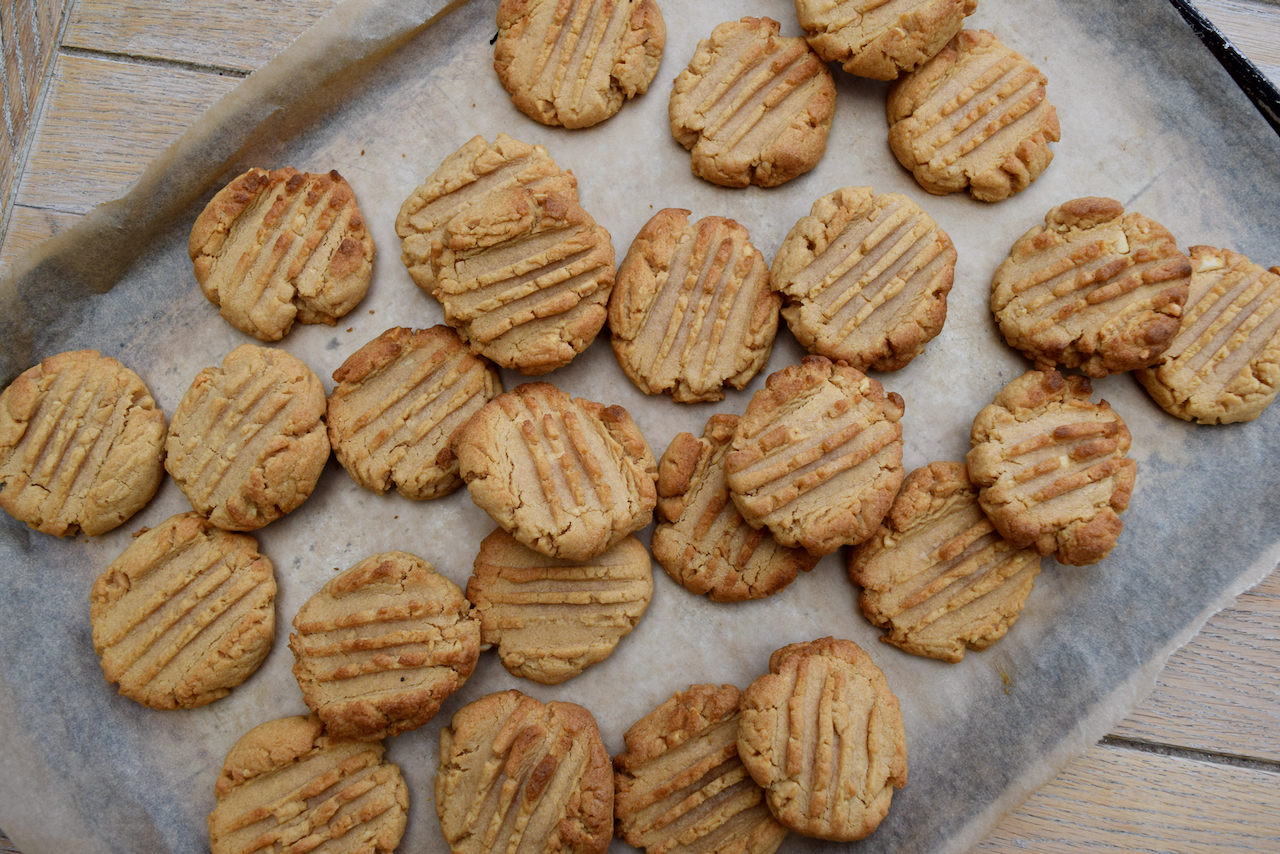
[798,0,978,80]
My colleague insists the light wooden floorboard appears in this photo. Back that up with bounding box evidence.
[1196,0,1280,82]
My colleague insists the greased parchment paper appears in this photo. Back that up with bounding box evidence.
[2,1,1279,852]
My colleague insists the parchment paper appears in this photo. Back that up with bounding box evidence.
[2,1,1279,852]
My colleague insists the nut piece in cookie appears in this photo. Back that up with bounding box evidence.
[166,344,329,531]
[436,689,613,854]
[992,197,1190,377]
[433,186,616,375]
[887,29,1059,201]
[738,637,908,841]
[396,133,578,296]
[207,713,408,854]
[669,17,836,188]
[290,551,480,741]
[455,382,658,561]
[724,356,905,556]
[654,414,818,602]
[92,512,276,709]
[327,326,502,500]
[467,527,653,684]
[190,167,374,341]
[772,186,955,372]
[1135,246,1280,424]
[494,0,666,128]
[615,683,789,854]
[0,349,166,537]
[848,461,1041,662]
[967,369,1136,566]
[610,209,780,402]
[798,0,978,80]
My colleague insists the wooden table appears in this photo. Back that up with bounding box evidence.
[1,1,1278,851]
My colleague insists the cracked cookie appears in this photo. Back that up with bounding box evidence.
[724,356,905,556]
[798,0,978,80]
[992,197,1190,377]
[848,461,1041,662]
[91,511,276,709]
[327,326,502,500]
[0,349,166,537]
[610,209,780,402]
[290,551,480,741]
[967,369,1136,566]
[772,186,955,372]
[190,167,373,341]
[166,344,329,531]
[738,637,908,841]
[494,0,666,128]
[455,382,658,561]
[669,17,836,188]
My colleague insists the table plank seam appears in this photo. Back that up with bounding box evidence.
[1102,735,1280,774]
[59,44,250,78]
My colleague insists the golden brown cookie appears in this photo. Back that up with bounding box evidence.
[669,17,836,188]
[433,186,615,375]
[1136,246,1280,424]
[90,512,275,709]
[436,689,613,854]
[290,551,480,741]
[494,0,666,129]
[614,684,789,854]
[207,713,408,854]
[327,326,502,500]
[396,134,578,297]
[0,350,166,537]
[797,0,978,80]
[653,414,818,602]
[992,197,1191,377]
[724,356,905,556]
[190,167,374,342]
[467,527,653,684]
[165,344,329,531]
[887,29,1059,201]
[772,187,955,372]
[848,461,1041,662]
[738,637,908,841]
[456,382,658,561]
[967,369,1136,566]
[610,210,780,402]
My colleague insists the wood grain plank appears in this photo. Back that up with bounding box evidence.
[14,53,237,214]
[64,0,339,73]
[1196,0,1280,82]
[975,742,1280,852]
[0,204,79,274]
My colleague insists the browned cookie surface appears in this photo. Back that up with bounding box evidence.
[190,167,373,341]
[0,349,166,537]
[848,461,1041,662]
[797,0,978,80]
[433,186,615,375]
[992,197,1190,377]
[669,17,836,188]
[467,528,653,684]
[207,714,408,854]
[494,0,666,128]
[738,638,908,841]
[165,344,329,531]
[1136,246,1280,424]
[290,551,479,741]
[614,684,788,854]
[653,414,817,602]
[396,133,578,296]
[887,29,1059,201]
[610,210,780,402]
[724,356,904,556]
[456,382,657,561]
[91,512,275,709]
[772,187,955,372]
[967,369,1136,566]
[327,326,502,500]
[436,689,613,854]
